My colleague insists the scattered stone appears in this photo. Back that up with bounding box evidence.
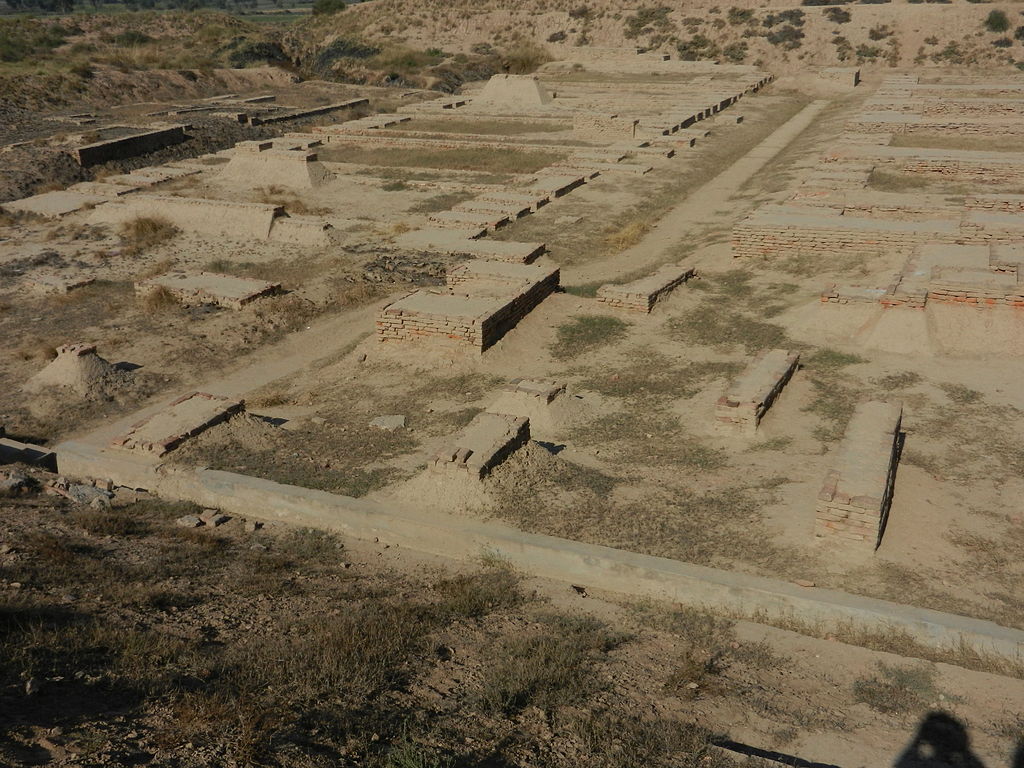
[58,483,113,506]
[244,520,262,533]
[200,509,230,527]
[176,515,203,528]
[0,471,30,496]
[369,414,407,431]
[793,579,816,588]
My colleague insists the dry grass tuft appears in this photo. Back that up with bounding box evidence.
[118,216,179,256]
[139,285,180,313]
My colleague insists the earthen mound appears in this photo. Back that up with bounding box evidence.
[23,343,133,400]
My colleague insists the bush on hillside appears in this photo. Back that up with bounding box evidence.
[985,9,1010,32]
[766,24,805,48]
[763,9,805,26]
[723,41,747,62]
[726,7,754,24]
[312,0,347,16]
[993,36,1013,47]
[824,6,852,22]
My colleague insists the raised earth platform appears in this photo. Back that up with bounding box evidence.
[596,263,696,313]
[430,412,530,479]
[135,271,281,310]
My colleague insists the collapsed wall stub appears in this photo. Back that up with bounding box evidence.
[74,124,188,166]
[817,67,861,88]
[135,271,282,310]
[27,274,95,295]
[221,141,333,189]
[816,401,903,549]
[485,378,583,441]
[596,264,695,313]
[715,349,800,435]
[111,392,244,457]
[431,412,530,479]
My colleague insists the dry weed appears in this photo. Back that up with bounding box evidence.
[118,216,179,256]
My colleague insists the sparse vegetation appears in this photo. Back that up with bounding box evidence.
[985,9,1011,32]
[551,315,630,359]
[118,216,180,257]
[852,662,940,714]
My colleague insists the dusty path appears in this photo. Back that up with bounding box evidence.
[564,99,831,286]
[62,300,383,448]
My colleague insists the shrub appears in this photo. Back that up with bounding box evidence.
[994,37,1013,47]
[868,24,892,39]
[312,0,346,15]
[766,24,805,48]
[70,61,94,79]
[624,6,672,38]
[676,33,718,60]
[113,30,152,46]
[763,9,805,26]
[547,30,568,43]
[985,9,1010,32]
[726,7,754,24]
[568,4,591,19]
[723,41,747,62]
[1016,26,1024,40]
[502,42,551,73]
[825,6,852,22]
[228,40,288,67]
[119,216,179,256]
[856,43,882,59]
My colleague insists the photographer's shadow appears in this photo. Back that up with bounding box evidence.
[895,711,1022,768]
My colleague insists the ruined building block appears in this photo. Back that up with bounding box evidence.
[394,230,545,264]
[715,349,800,434]
[431,413,530,479]
[111,392,244,457]
[135,271,281,310]
[74,124,187,166]
[815,401,903,549]
[445,260,559,297]
[377,264,556,352]
[596,264,696,313]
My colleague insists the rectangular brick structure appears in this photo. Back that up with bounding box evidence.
[596,263,695,313]
[112,392,244,457]
[431,412,530,479]
[74,125,187,166]
[815,401,903,549]
[135,271,282,310]
[715,349,800,434]
[377,266,556,352]
[445,260,559,297]
[394,229,545,263]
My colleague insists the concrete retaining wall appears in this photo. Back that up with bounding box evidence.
[55,440,1024,661]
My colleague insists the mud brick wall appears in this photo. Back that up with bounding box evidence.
[732,218,959,260]
[446,265,559,297]
[595,265,695,313]
[714,349,800,434]
[75,125,187,167]
[815,401,903,548]
[899,160,1024,187]
[965,195,1024,213]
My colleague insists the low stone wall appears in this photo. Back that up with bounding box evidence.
[596,263,695,312]
[430,412,530,479]
[899,160,1024,187]
[815,401,903,549]
[75,125,187,167]
[394,230,545,264]
[715,349,800,434]
[248,98,367,126]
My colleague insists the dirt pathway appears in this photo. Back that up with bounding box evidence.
[564,99,831,287]
[62,300,384,448]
